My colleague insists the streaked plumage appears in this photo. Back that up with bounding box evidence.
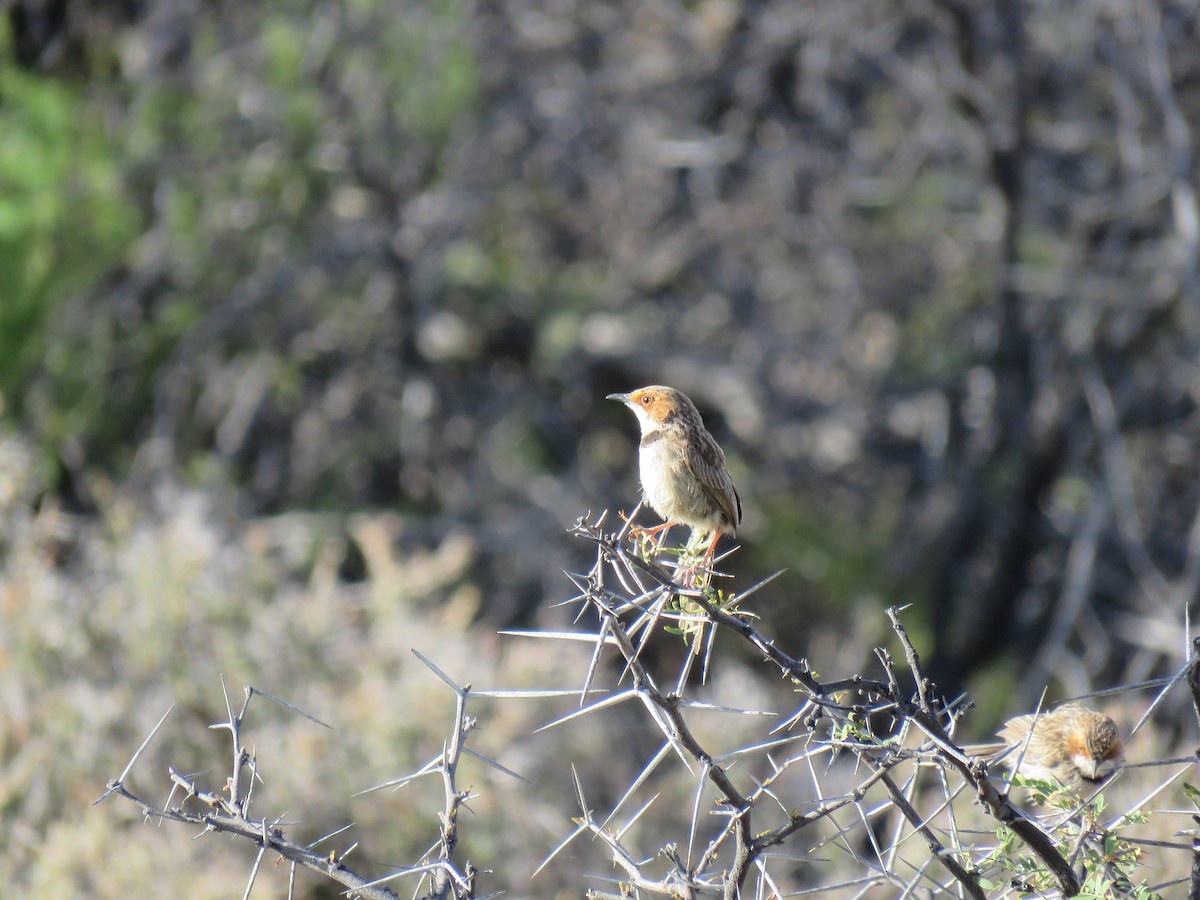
[607,385,741,558]
[988,704,1124,787]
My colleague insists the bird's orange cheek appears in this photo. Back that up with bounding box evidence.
[1063,730,1090,761]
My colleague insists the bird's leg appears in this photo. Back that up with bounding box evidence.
[677,530,722,588]
[627,520,678,556]
[643,521,675,545]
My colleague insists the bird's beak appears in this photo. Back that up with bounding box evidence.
[606,392,631,404]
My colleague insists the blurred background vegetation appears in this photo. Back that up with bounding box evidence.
[3,0,1200,895]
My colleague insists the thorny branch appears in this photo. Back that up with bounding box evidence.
[97,509,1197,897]
[102,772,401,900]
[878,771,985,900]
[564,514,1083,898]
[97,677,487,900]
[432,682,479,899]
[1186,637,1200,900]
[886,611,1081,895]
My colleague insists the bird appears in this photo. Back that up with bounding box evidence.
[984,704,1124,788]
[607,385,742,570]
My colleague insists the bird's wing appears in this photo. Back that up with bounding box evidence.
[685,429,742,530]
[996,715,1036,745]
[957,740,1009,760]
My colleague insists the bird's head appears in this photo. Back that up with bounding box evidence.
[1067,711,1124,781]
[607,385,693,434]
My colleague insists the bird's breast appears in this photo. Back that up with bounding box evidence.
[638,432,721,530]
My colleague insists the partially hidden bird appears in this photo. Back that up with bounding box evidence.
[607,385,742,569]
[983,704,1124,788]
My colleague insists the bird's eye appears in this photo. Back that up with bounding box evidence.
[641,395,651,405]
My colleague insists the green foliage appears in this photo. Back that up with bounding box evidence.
[0,1,484,495]
[0,21,138,443]
[983,779,1161,899]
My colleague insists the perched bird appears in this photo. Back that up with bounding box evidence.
[607,385,742,567]
[986,704,1124,788]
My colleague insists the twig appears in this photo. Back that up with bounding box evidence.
[878,771,984,900]
[98,679,490,900]
[884,608,1082,897]
[568,519,1087,897]
[101,774,401,899]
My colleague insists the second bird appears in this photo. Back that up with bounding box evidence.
[607,385,742,566]
[991,704,1124,788]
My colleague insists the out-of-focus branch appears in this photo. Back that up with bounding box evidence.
[1084,365,1172,605]
[1137,0,1199,301]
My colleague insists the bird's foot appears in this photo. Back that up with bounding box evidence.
[627,521,677,557]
